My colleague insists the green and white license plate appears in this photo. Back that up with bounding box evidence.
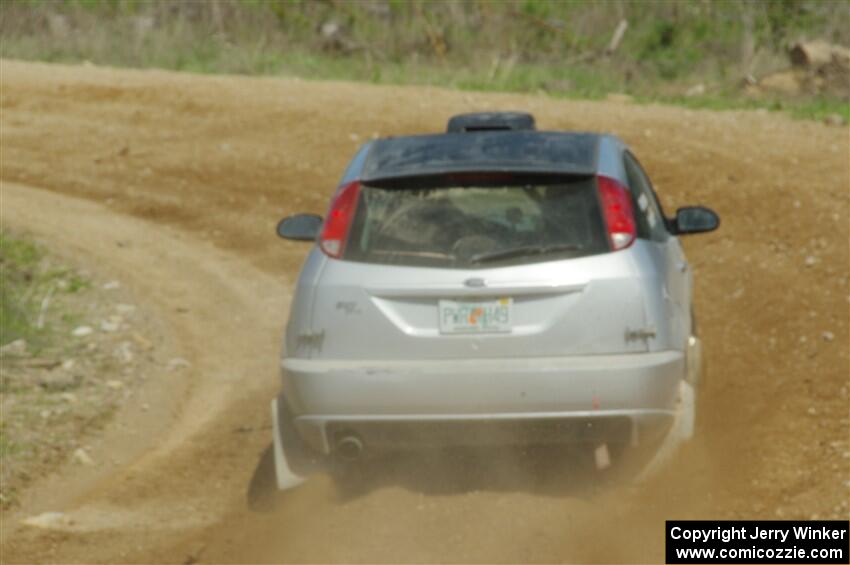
[438,298,512,334]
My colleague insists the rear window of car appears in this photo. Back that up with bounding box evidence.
[344,175,609,269]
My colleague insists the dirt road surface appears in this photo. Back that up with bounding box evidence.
[1,60,848,563]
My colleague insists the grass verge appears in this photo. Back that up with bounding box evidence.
[0,231,129,508]
[1,232,89,354]
[1,1,847,123]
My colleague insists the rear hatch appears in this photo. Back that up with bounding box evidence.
[307,172,648,360]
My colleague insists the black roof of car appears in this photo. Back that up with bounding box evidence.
[359,130,600,183]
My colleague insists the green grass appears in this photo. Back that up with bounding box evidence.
[0,232,90,352]
[1,233,45,349]
[291,54,849,122]
[0,422,20,459]
[785,98,850,122]
[643,93,850,122]
[0,232,108,509]
[4,34,845,123]
[265,50,623,99]
[0,0,847,123]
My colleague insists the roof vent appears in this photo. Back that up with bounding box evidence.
[446,112,536,133]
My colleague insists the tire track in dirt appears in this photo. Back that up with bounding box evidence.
[0,60,847,563]
[1,183,294,562]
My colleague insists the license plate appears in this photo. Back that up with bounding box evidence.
[438,298,512,334]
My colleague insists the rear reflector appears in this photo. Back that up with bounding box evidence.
[320,181,360,258]
[597,175,636,250]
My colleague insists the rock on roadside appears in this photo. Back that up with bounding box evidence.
[0,339,28,356]
[22,511,74,530]
[72,448,95,466]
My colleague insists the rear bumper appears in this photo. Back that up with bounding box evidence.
[280,352,685,454]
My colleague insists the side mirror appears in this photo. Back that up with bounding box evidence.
[672,206,720,235]
[276,214,323,241]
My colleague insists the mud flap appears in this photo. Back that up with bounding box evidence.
[635,379,695,482]
[271,397,307,490]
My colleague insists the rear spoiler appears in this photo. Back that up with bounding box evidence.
[361,168,596,187]
[359,131,599,184]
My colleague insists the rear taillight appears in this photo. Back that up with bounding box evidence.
[319,181,360,258]
[597,175,636,251]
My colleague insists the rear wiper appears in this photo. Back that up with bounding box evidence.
[469,243,584,264]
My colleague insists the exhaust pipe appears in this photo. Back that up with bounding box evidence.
[335,435,363,461]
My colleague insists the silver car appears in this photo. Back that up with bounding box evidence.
[270,112,719,490]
